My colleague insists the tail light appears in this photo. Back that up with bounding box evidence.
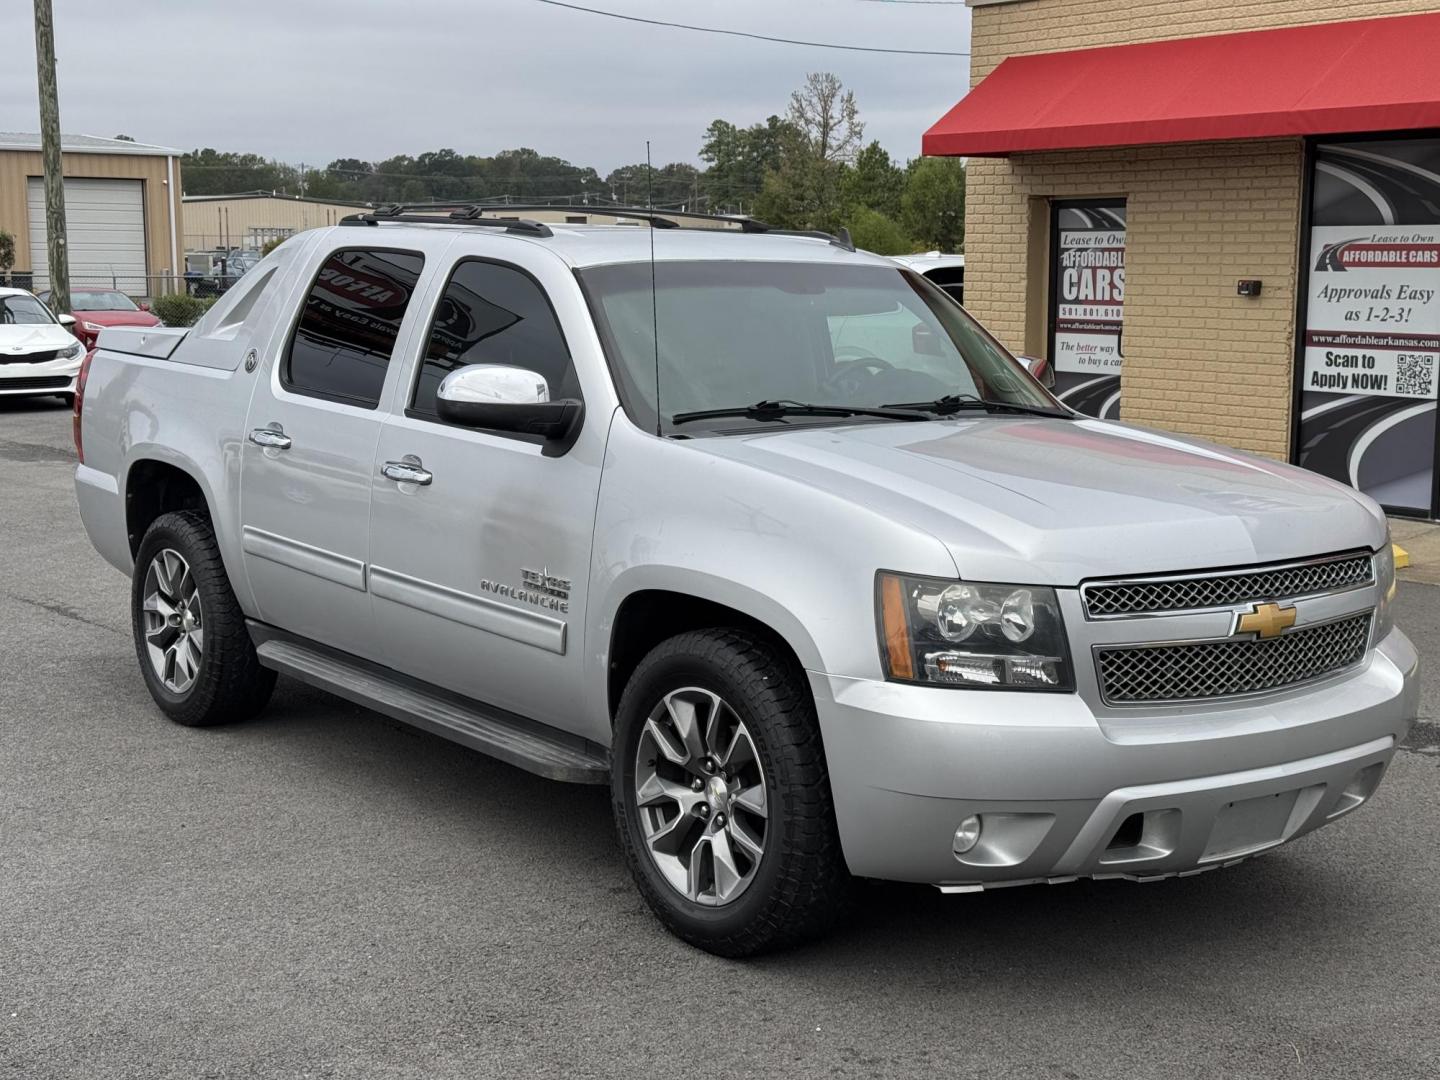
[73,348,95,463]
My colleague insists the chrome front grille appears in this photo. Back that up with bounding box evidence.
[1082,552,1373,618]
[1096,613,1372,705]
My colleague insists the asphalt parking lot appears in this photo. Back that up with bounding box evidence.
[3,397,1439,1080]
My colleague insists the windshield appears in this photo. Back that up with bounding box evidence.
[70,290,139,312]
[0,294,56,326]
[579,261,1056,433]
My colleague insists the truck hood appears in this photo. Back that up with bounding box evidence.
[688,416,1386,584]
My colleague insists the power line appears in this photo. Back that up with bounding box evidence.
[527,0,970,56]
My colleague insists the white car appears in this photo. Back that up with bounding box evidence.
[891,252,965,304]
[0,287,86,401]
[890,252,1055,385]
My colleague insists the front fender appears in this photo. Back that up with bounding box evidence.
[583,418,958,734]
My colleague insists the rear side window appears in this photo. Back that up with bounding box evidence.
[283,248,425,408]
[410,259,578,421]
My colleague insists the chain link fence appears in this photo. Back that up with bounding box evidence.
[1,272,245,304]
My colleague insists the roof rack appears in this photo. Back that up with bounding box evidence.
[336,202,856,252]
[338,203,553,237]
[460,204,857,252]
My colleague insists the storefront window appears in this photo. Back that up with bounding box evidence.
[1297,137,1440,516]
[1049,200,1126,419]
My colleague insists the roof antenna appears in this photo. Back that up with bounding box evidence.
[646,141,662,437]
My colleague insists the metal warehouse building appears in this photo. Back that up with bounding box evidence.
[181,191,373,253]
[0,132,182,297]
[928,2,1440,519]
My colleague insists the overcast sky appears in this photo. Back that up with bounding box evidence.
[2,0,971,174]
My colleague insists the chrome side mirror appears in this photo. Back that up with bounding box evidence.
[436,364,583,450]
[1019,354,1055,390]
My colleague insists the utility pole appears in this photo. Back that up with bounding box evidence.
[33,0,70,314]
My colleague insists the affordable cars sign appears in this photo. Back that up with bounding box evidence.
[1296,138,1440,516]
[1303,228,1440,400]
[1050,202,1126,419]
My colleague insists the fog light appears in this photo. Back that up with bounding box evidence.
[952,815,982,855]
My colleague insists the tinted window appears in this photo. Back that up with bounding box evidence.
[283,249,424,408]
[411,260,577,420]
[580,261,1046,433]
[71,290,140,312]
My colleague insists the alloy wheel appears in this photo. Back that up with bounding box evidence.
[634,687,769,906]
[141,548,204,694]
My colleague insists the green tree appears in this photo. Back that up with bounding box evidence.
[181,148,302,195]
[750,73,866,231]
[844,207,913,256]
[901,156,966,252]
[700,116,795,214]
[0,229,14,283]
[605,162,704,209]
[842,141,903,219]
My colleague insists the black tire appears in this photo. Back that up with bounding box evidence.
[612,628,852,957]
[131,510,275,726]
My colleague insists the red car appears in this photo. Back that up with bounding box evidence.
[38,288,160,349]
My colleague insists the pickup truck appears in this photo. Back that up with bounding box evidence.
[74,207,1418,957]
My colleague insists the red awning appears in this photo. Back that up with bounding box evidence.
[924,12,1440,157]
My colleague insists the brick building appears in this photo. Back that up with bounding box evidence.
[927,2,1440,518]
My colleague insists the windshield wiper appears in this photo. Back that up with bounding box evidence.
[671,399,929,426]
[881,394,1070,419]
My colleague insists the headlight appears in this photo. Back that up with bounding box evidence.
[877,572,1073,690]
[1374,534,1397,639]
[57,341,83,361]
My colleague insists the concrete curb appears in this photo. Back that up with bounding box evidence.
[1389,517,1440,584]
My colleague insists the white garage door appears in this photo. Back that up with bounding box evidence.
[27,177,147,295]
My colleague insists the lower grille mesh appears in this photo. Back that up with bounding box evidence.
[1097,613,1372,704]
[0,376,70,391]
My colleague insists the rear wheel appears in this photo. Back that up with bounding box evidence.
[612,629,851,956]
[131,511,275,726]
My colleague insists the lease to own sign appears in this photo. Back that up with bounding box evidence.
[1054,227,1125,374]
[1303,225,1440,400]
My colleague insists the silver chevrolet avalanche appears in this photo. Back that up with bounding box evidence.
[73,207,1418,956]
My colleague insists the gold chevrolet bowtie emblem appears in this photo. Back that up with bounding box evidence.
[1235,602,1298,639]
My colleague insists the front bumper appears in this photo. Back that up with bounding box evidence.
[810,627,1418,887]
[0,353,81,396]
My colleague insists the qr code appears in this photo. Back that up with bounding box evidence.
[1397,353,1435,397]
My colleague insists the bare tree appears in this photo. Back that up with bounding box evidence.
[787,72,863,165]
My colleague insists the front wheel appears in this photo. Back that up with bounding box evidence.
[131,510,275,726]
[612,629,852,956]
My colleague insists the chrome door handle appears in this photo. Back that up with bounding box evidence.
[248,427,292,450]
[381,460,433,486]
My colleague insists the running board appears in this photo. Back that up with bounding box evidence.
[252,633,609,785]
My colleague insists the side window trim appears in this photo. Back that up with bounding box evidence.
[403,255,582,432]
[280,245,427,411]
